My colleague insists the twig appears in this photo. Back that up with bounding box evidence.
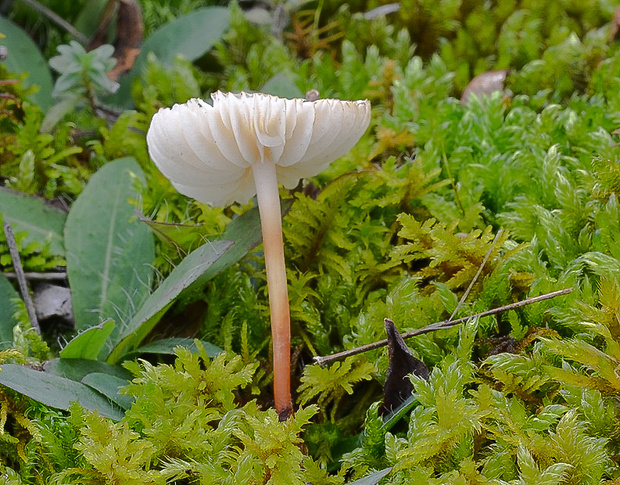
[3,271,67,281]
[314,287,573,366]
[440,149,466,218]
[18,0,89,45]
[3,222,40,334]
[448,229,503,321]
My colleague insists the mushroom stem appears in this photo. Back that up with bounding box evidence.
[251,161,292,420]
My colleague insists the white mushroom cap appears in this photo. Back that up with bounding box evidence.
[146,91,371,206]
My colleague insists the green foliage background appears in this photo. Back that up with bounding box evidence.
[1,0,620,483]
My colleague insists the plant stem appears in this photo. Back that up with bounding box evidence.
[3,222,40,334]
[252,162,292,420]
[18,0,89,45]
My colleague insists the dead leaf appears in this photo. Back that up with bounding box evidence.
[461,69,510,105]
[610,6,620,42]
[381,318,429,415]
[88,0,143,82]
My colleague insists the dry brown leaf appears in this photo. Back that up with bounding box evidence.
[88,0,143,82]
[461,69,509,105]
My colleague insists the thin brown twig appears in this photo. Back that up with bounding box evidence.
[313,287,573,366]
[449,229,503,321]
[3,271,67,281]
[2,222,40,334]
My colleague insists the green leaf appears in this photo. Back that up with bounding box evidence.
[179,202,293,305]
[108,202,288,362]
[0,274,18,350]
[0,363,124,420]
[109,6,230,108]
[64,157,154,331]
[106,239,233,363]
[348,468,392,484]
[434,281,458,314]
[140,6,230,66]
[81,372,133,410]
[43,357,131,382]
[382,394,418,431]
[59,319,115,360]
[73,0,109,39]
[261,73,304,99]
[0,187,67,257]
[40,95,80,133]
[139,215,205,251]
[126,337,223,359]
[0,15,53,109]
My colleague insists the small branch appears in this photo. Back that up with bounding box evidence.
[3,222,40,334]
[3,271,67,281]
[314,287,573,366]
[18,0,89,45]
[449,229,503,321]
[441,150,466,218]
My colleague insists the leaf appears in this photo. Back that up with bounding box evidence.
[382,394,418,432]
[0,15,53,109]
[179,200,293,305]
[0,274,18,350]
[81,372,133,410]
[73,0,109,39]
[43,357,131,382]
[139,215,205,252]
[106,239,233,362]
[460,69,509,105]
[59,319,115,360]
[125,337,222,358]
[40,95,80,133]
[0,364,124,420]
[89,0,143,82]
[109,6,230,108]
[64,157,154,331]
[347,468,392,484]
[0,187,67,257]
[381,319,429,415]
[261,73,304,99]
[108,202,290,362]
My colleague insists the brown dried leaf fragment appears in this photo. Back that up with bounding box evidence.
[88,0,143,82]
[381,318,429,415]
[610,6,620,42]
[461,69,510,105]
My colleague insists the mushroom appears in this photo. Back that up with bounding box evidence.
[146,91,371,419]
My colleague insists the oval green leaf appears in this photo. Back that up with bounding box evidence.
[82,372,133,410]
[0,363,124,420]
[0,187,67,257]
[0,15,53,109]
[43,357,132,382]
[0,274,19,350]
[64,157,154,331]
[60,319,115,360]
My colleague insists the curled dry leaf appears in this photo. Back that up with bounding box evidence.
[381,318,429,415]
[610,6,620,42]
[461,69,510,105]
[88,0,144,82]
